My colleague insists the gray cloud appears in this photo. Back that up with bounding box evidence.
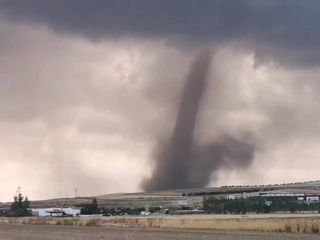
[1,2,320,200]
[1,0,320,66]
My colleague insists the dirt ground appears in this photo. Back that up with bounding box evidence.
[0,224,319,240]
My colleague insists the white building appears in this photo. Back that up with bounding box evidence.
[31,207,80,217]
[306,196,319,204]
[178,200,189,206]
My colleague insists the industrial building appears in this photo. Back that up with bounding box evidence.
[31,207,80,217]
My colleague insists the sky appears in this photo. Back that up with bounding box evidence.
[0,0,320,201]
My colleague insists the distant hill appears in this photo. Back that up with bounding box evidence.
[1,180,319,209]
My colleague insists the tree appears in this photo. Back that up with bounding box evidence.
[9,193,31,217]
[90,198,99,214]
[80,198,100,215]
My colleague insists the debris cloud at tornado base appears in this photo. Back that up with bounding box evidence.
[142,50,255,191]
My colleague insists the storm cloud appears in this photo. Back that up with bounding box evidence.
[1,0,320,66]
[0,1,320,200]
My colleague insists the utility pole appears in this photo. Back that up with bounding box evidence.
[15,186,21,197]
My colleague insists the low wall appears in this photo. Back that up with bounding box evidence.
[0,214,320,233]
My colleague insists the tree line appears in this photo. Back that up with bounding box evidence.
[203,196,320,214]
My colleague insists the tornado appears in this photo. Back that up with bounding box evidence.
[142,51,211,191]
[142,50,255,191]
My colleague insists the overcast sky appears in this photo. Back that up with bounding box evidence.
[0,0,320,201]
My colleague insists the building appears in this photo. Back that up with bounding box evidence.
[31,207,80,217]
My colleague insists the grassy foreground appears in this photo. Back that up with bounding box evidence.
[0,214,320,234]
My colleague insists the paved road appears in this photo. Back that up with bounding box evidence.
[0,224,319,240]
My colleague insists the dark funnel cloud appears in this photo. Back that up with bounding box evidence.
[142,51,255,191]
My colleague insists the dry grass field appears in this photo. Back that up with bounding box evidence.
[0,214,320,234]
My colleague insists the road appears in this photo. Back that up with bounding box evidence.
[0,224,319,240]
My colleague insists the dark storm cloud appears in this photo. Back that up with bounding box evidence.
[1,0,320,197]
[0,0,316,39]
[1,0,320,66]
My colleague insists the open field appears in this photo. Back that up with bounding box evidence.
[1,214,320,234]
[0,224,319,240]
